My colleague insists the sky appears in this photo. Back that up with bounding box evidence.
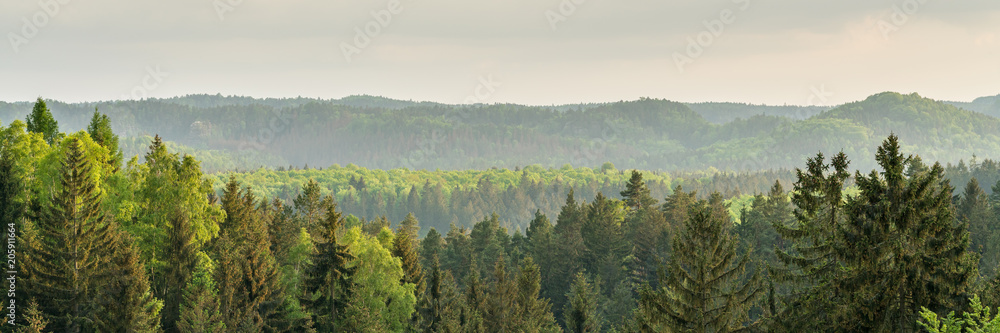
[1,0,998,106]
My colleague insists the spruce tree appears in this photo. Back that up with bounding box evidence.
[95,234,164,332]
[768,151,851,331]
[393,226,425,298]
[162,210,198,332]
[957,178,998,277]
[177,253,225,333]
[25,97,59,145]
[17,300,48,333]
[639,198,761,333]
[214,181,288,331]
[302,200,355,331]
[294,178,324,235]
[835,135,976,332]
[85,108,122,170]
[419,257,464,332]
[515,257,561,333]
[564,272,602,333]
[621,170,656,211]
[30,138,116,332]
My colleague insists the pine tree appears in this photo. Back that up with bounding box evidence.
[25,97,59,145]
[400,212,421,239]
[95,234,164,332]
[835,135,977,332]
[564,272,602,333]
[639,198,761,333]
[85,108,122,171]
[303,200,355,332]
[483,256,517,332]
[30,138,116,332]
[177,252,225,333]
[420,227,444,276]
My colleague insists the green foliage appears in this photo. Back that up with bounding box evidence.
[30,138,118,332]
[177,252,226,333]
[638,198,761,333]
[564,272,602,333]
[919,295,1000,333]
[86,108,123,170]
[25,98,59,145]
[342,227,418,332]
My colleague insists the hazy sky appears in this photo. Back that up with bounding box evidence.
[1,0,998,106]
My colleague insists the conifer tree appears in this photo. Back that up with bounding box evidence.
[178,253,225,333]
[419,257,464,332]
[515,257,561,333]
[768,151,851,331]
[31,138,116,332]
[393,226,425,298]
[214,181,288,331]
[639,198,761,333]
[564,272,602,333]
[294,178,325,235]
[95,234,164,333]
[303,200,355,331]
[17,300,48,333]
[420,227,444,276]
[957,178,998,277]
[25,97,59,145]
[835,135,976,332]
[85,108,122,170]
[158,208,198,332]
[621,170,656,211]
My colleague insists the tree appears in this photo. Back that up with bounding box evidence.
[620,170,656,211]
[162,210,198,332]
[419,227,444,275]
[25,97,59,145]
[638,198,761,333]
[399,212,421,239]
[515,257,561,333]
[564,272,602,333]
[957,178,999,277]
[302,200,355,332]
[214,180,288,331]
[294,178,325,235]
[17,301,48,333]
[768,151,851,331]
[177,252,226,333]
[30,138,117,332]
[918,295,1000,333]
[835,135,977,332]
[95,235,164,333]
[419,257,465,332]
[393,226,425,299]
[341,227,418,332]
[86,108,123,170]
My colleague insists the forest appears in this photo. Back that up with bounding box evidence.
[5,96,1000,333]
